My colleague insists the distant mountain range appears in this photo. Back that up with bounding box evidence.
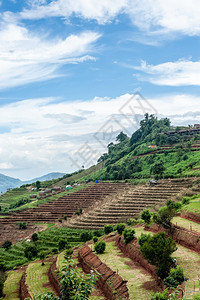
[0,172,65,193]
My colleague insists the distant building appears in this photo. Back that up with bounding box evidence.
[194,124,200,129]
[148,145,157,149]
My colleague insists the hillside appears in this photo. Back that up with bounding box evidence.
[0,172,65,193]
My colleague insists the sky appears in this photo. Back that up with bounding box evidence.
[0,0,200,180]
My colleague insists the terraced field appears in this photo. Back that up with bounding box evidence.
[0,182,127,245]
[0,227,94,270]
[69,178,197,229]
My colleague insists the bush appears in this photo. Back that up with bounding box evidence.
[24,245,38,259]
[93,230,103,237]
[93,236,98,243]
[141,209,151,224]
[31,233,38,242]
[75,208,83,216]
[151,289,168,300]
[115,223,126,235]
[58,239,68,251]
[65,248,73,257]
[138,233,151,247]
[94,241,106,254]
[182,197,190,205]
[139,232,177,278]
[52,248,58,254]
[58,218,62,223]
[123,228,135,244]
[164,266,184,288]
[80,231,93,242]
[2,240,12,250]
[104,225,113,234]
[18,222,27,229]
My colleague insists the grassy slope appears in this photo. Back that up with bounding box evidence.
[182,199,200,214]
[92,240,157,300]
[3,269,23,300]
[0,227,88,270]
[0,184,89,214]
[172,216,200,233]
[26,262,54,298]
[76,148,200,182]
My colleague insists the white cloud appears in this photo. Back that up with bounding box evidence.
[0,93,199,179]
[21,0,127,24]
[19,0,200,36]
[0,22,100,89]
[127,0,200,36]
[133,60,200,86]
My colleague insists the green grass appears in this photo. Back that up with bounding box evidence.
[182,200,200,214]
[80,146,200,181]
[173,244,200,296]
[26,262,54,298]
[3,269,23,300]
[0,227,93,270]
[0,184,89,213]
[172,216,200,233]
[95,241,158,299]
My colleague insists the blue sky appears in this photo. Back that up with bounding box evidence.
[0,0,200,180]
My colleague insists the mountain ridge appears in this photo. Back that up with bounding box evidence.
[0,172,65,193]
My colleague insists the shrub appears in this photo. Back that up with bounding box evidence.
[63,216,67,220]
[151,289,168,300]
[52,248,58,254]
[104,225,113,234]
[75,208,83,216]
[94,241,106,254]
[182,197,190,205]
[139,232,177,278]
[115,223,126,235]
[24,245,38,259]
[58,239,68,251]
[141,209,151,224]
[164,266,184,288]
[93,230,103,237]
[18,222,27,229]
[80,231,93,242]
[65,248,73,257]
[2,240,12,250]
[58,218,62,223]
[93,236,98,243]
[123,228,135,244]
[138,233,151,247]
[31,233,38,242]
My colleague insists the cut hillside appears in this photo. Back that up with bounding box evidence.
[68,178,199,229]
[0,182,127,245]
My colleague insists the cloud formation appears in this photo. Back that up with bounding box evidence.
[0,93,199,179]
[0,22,100,89]
[133,60,200,86]
[20,0,200,36]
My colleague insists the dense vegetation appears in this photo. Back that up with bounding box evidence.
[0,226,103,270]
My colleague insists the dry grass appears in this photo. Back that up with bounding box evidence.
[96,241,158,299]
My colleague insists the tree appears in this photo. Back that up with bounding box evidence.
[60,258,98,300]
[123,228,135,244]
[153,200,178,230]
[31,233,38,242]
[150,160,165,178]
[94,241,106,254]
[36,180,41,190]
[116,131,128,143]
[24,245,38,259]
[2,240,12,250]
[141,209,151,225]
[139,232,177,278]
[115,223,126,235]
